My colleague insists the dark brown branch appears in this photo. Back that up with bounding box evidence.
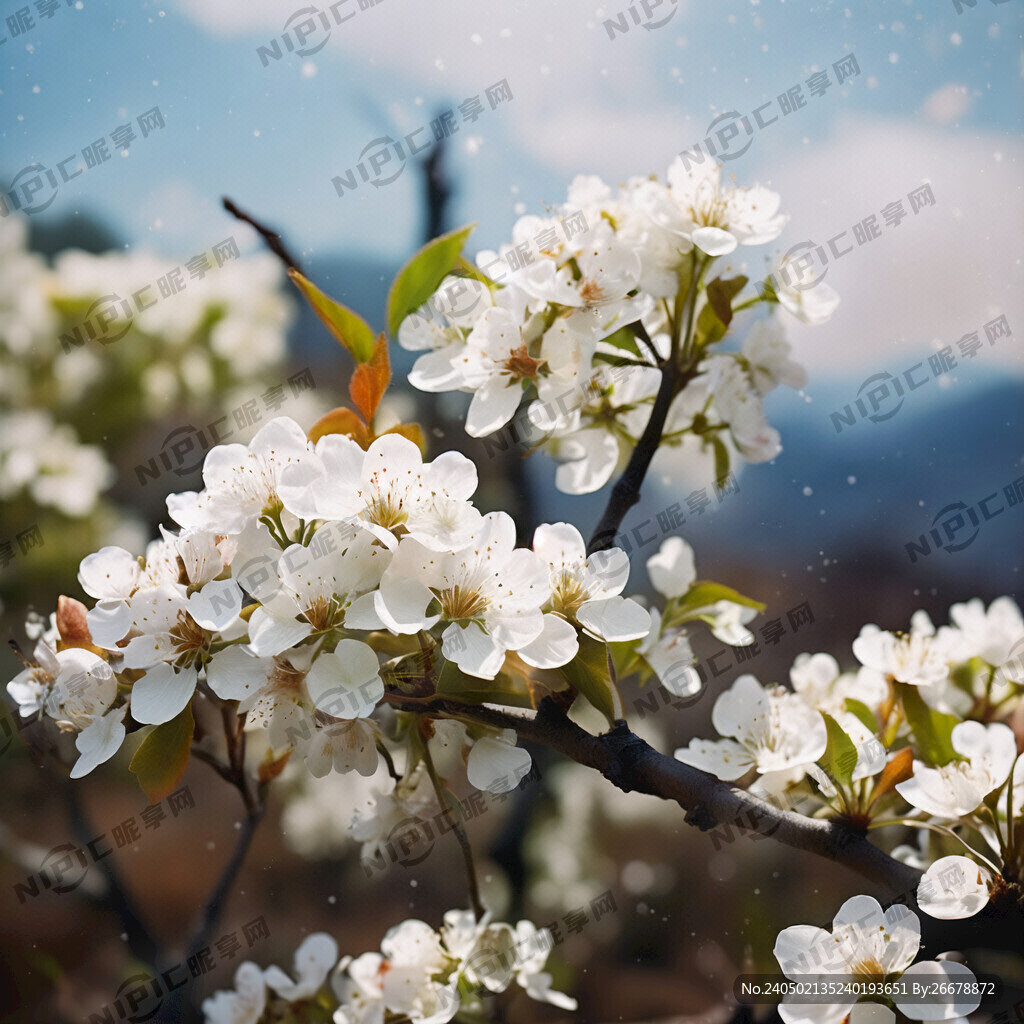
[381,692,1024,956]
[587,360,680,554]
[222,197,303,274]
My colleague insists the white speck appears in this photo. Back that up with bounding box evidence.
[434,57,445,71]
[253,130,260,137]
[513,202,526,215]
[32,85,39,93]
[470,33,482,44]
[500,27,511,37]
[950,32,962,45]
[301,61,317,78]
[802,486,813,496]
[867,76,879,89]
[847,476,856,485]
[888,52,899,63]
[159,9,166,16]
[328,895,337,903]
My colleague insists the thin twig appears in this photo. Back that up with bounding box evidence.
[222,197,303,274]
[587,359,681,554]
[421,725,485,920]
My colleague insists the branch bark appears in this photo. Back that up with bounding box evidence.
[381,693,1024,957]
[588,359,679,555]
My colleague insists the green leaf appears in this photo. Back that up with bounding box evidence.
[453,254,495,286]
[670,581,765,626]
[288,269,376,363]
[435,658,534,709]
[129,703,194,804]
[559,635,624,728]
[844,697,878,735]
[600,326,642,358]
[387,222,477,337]
[899,685,960,766]
[816,712,858,789]
[705,275,748,328]
[710,436,731,490]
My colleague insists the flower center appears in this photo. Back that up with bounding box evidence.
[578,278,606,306]
[170,612,208,666]
[551,569,588,617]
[502,344,542,381]
[367,490,408,531]
[440,585,486,621]
[304,594,341,632]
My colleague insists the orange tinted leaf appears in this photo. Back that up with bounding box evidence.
[258,749,292,782]
[56,596,105,655]
[288,269,376,363]
[349,332,391,424]
[382,422,426,454]
[868,747,915,808]
[307,406,370,448]
[128,704,194,804]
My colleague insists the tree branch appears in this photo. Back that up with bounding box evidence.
[381,693,1024,956]
[587,359,680,555]
[222,197,303,274]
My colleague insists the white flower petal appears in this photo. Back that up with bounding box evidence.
[130,664,197,725]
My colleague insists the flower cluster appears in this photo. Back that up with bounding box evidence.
[396,160,838,494]
[774,895,984,1023]
[5,416,662,785]
[202,913,574,1024]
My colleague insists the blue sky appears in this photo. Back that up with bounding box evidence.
[1,0,1021,389]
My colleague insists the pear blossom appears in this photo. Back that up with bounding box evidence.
[852,622,953,688]
[741,317,807,395]
[770,253,841,325]
[517,522,649,668]
[264,932,339,1001]
[895,721,1017,819]
[167,416,313,535]
[301,718,381,779]
[7,642,114,728]
[444,306,543,437]
[510,920,577,1010]
[789,652,888,718]
[917,855,992,920]
[774,895,981,1023]
[278,433,482,553]
[634,607,702,698]
[674,674,827,780]
[70,706,128,779]
[540,364,660,495]
[466,729,532,794]
[398,274,492,363]
[646,536,697,600]
[657,157,787,257]
[707,355,781,463]
[236,527,388,658]
[201,961,267,1024]
[374,512,550,679]
[948,596,1024,676]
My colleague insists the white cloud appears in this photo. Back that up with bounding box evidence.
[734,114,1024,379]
